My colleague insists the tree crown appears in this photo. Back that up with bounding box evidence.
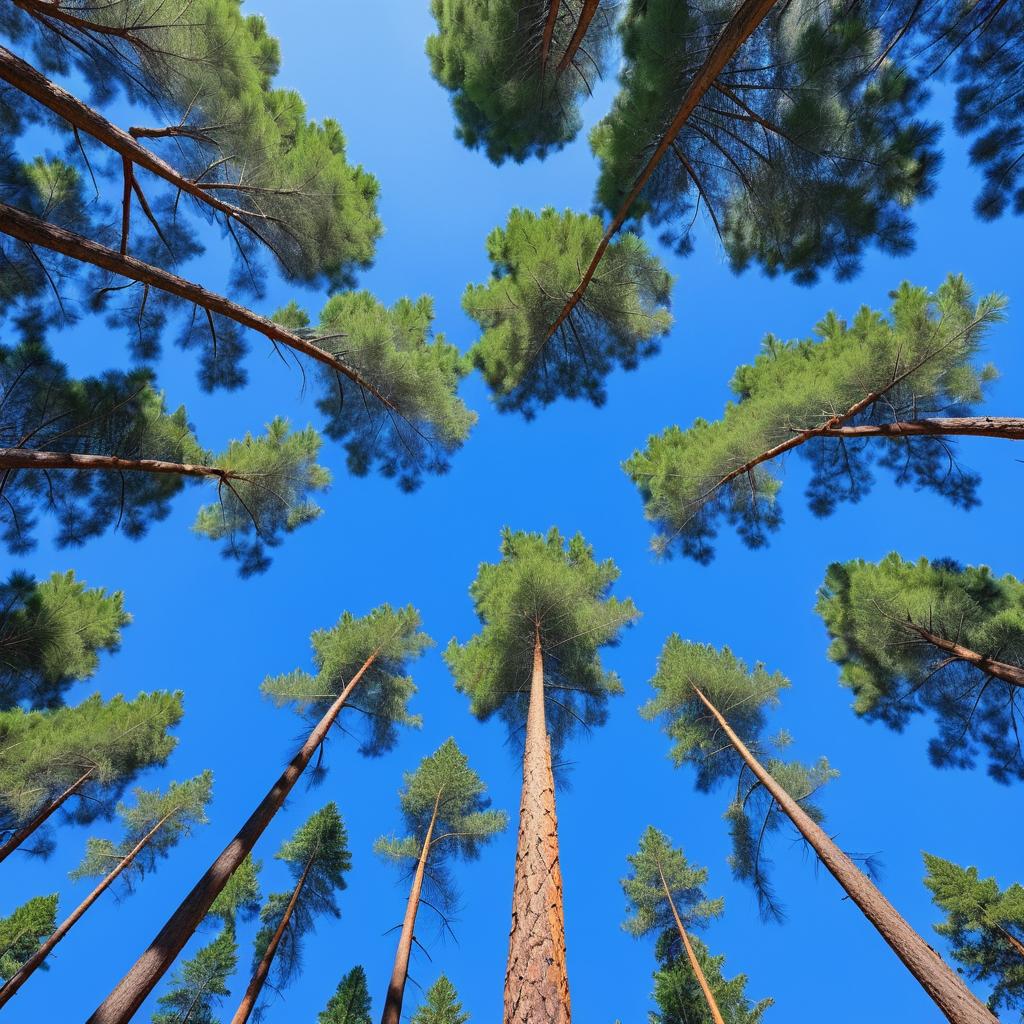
[151,926,237,1024]
[0,893,58,982]
[410,973,470,1024]
[318,964,373,1024]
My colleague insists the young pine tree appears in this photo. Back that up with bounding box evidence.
[625,276,1010,562]
[231,803,351,1024]
[411,974,470,1024]
[923,853,1024,1016]
[643,636,992,1024]
[375,739,506,1024]
[621,827,726,1024]
[0,894,57,984]
[0,772,213,1006]
[92,607,428,1024]
[318,965,373,1024]
[818,554,1024,783]
[445,528,639,1024]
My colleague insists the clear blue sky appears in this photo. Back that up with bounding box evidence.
[3,4,1022,1023]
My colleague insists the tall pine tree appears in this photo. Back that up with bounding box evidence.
[318,965,372,1024]
[410,974,470,1024]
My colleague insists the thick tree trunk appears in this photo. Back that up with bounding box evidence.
[906,623,1024,689]
[0,811,173,1006]
[86,652,379,1024]
[380,793,441,1024]
[556,0,599,75]
[229,855,314,1024]
[0,449,232,481]
[504,624,570,1024]
[0,767,94,864]
[690,682,996,1024]
[658,865,725,1024]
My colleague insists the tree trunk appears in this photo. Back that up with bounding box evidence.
[539,1,562,76]
[0,811,173,1006]
[0,767,94,864]
[556,0,599,75]
[504,623,570,1024]
[905,623,1024,689]
[689,682,996,1024]
[0,449,232,481]
[86,652,379,1024]
[817,417,1024,440]
[993,923,1024,960]
[229,855,314,1024]
[380,792,441,1024]
[657,865,725,1024]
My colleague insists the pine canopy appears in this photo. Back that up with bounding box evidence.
[410,973,471,1024]
[209,855,262,932]
[151,926,238,1024]
[463,208,673,417]
[0,894,58,982]
[626,276,1006,562]
[318,965,373,1024]
[818,553,1024,784]
[445,527,639,753]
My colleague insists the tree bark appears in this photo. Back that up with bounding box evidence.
[229,855,314,1024]
[689,682,997,1024]
[816,417,1024,440]
[556,0,599,75]
[0,449,233,481]
[0,811,174,1006]
[380,792,441,1024]
[905,623,1024,689]
[504,623,570,1024]
[539,1,562,76]
[86,652,379,1024]
[657,864,725,1024]
[994,923,1024,960]
[0,767,94,864]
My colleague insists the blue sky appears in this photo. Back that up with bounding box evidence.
[3,3,1022,1023]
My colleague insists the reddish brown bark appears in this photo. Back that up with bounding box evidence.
[380,791,441,1024]
[905,624,1024,689]
[0,767,94,864]
[814,417,1024,441]
[539,1,562,76]
[0,449,234,482]
[0,810,174,1007]
[229,855,314,1024]
[996,925,1024,960]
[556,0,599,75]
[86,652,379,1024]
[9,0,144,40]
[690,682,996,1024]
[504,624,570,1024]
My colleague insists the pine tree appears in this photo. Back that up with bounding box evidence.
[818,554,1024,784]
[150,927,238,1024]
[0,894,57,983]
[923,853,1024,1016]
[410,974,470,1024]
[463,208,673,417]
[0,690,183,863]
[621,827,726,1024]
[445,528,639,1024]
[375,739,506,1024]
[643,636,992,1023]
[318,965,373,1024]
[208,855,262,932]
[91,606,428,1024]
[625,276,1010,562]
[0,772,213,1006]
[231,803,351,1024]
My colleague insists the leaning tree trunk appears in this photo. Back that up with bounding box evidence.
[556,0,599,75]
[229,855,314,1024]
[906,623,1024,688]
[994,924,1024,960]
[0,767,94,864]
[504,623,570,1024]
[690,683,996,1024]
[0,810,173,1006]
[86,652,379,1024]
[658,864,725,1024]
[380,792,441,1024]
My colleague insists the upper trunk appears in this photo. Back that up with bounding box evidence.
[0,766,94,864]
[0,449,230,481]
[539,1,562,76]
[906,623,1024,689]
[556,0,600,75]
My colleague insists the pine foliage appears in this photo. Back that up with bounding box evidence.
[463,208,673,416]
[151,926,238,1024]
[209,855,263,931]
[410,973,470,1024]
[318,965,373,1024]
[0,894,58,982]
[818,553,1024,784]
[626,276,1006,562]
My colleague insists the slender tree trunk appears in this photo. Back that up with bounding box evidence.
[556,0,599,75]
[0,767,94,864]
[0,449,233,481]
[657,865,725,1024]
[229,855,314,1024]
[87,652,379,1024]
[905,624,1024,689]
[504,623,570,1024]
[689,682,996,1024]
[817,417,1024,440]
[0,811,173,1006]
[539,0,562,76]
[380,792,441,1024]
[994,924,1024,960]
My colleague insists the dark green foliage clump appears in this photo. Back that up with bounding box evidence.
[643,638,836,921]
[151,926,238,1024]
[318,965,373,1024]
[463,208,673,417]
[625,276,1005,562]
[0,894,58,982]
[411,974,470,1024]
[923,852,1024,1016]
[818,554,1024,783]
[209,854,262,931]
[446,528,639,755]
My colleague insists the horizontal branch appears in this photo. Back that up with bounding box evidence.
[0,448,231,480]
[907,622,1024,689]
[815,417,1024,440]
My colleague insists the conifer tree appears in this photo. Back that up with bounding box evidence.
[150,927,238,1024]
[0,894,57,984]
[319,965,373,1024]
[818,554,1024,784]
[410,974,470,1024]
[375,739,506,1024]
[0,690,183,863]
[230,803,351,1024]
[621,827,726,1024]
[463,208,673,416]
[446,528,639,1024]
[625,276,1011,562]
[90,606,429,1024]
[643,636,992,1024]
[0,772,213,1006]
[923,853,1024,1016]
